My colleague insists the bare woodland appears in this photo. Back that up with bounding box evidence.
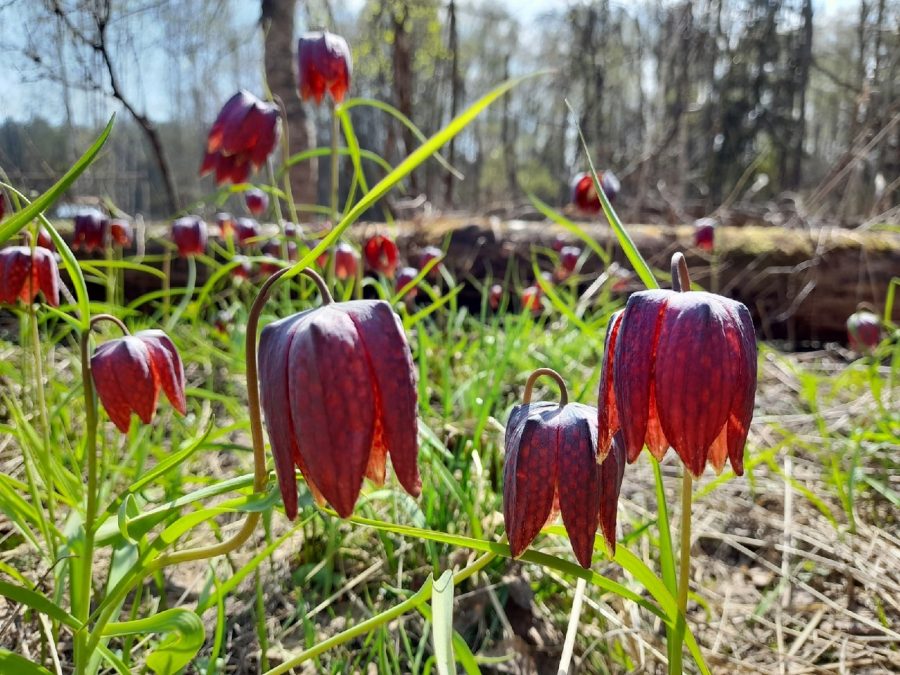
[0,0,897,225]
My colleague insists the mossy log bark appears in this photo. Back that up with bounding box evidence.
[397,218,900,344]
[81,218,898,345]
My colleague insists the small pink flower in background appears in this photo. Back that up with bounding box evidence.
[73,211,108,252]
[171,216,208,257]
[109,219,133,247]
[200,90,280,185]
[216,212,235,239]
[846,307,881,353]
[298,31,352,104]
[233,218,261,247]
[521,285,542,314]
[334,242,359,280]
[364,234,399,278]
[693,217,716,252]
[245,189,269,216]
[418,246,443,280]
[395,267,419,299]
[0,246,60,307]
[91,330,187,433]
[489,283,503,311]
[232,255,253,280]
[556,246,582,281]
[571,171,620,212]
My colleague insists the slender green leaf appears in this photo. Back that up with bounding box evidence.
[0,650,53,674]
[0,115,115,245]
[103,608,205,675]
[431,570,455,675]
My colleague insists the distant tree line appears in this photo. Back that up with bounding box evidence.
[0,0,896,225]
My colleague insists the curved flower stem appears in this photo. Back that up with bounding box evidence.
[149,267,293,570]
[670,251,693,674]
[522,367,569,406]
[262,546,499,675]
[89,313,130,335]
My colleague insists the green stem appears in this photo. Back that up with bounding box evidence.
[273,94,300,226]
[671,470,693,674]
[262,549,497,675]
[74,327,99,675]
[28,304,56,548]
[330,103,340,224]
[166,254,196,331]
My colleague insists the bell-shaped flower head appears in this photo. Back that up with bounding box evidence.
[171,216,208,257]
[0,246,60,307]
[364,234,399,278]
[258,276,420,520]
[297,31,352,104]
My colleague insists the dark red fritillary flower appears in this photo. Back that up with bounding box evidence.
[200,90,280,185]
[333,242,360,280]
[364,234,399,278]
[489,284,504,311]
[232,255,253,280]
[233,218,261,247]
[556,246,582,281]
[0,246,60,307]
[418,246,443,280]
[504,371,626,568]
[521,285,542,314]
[216,212,235,239]
[73,211,109,252]
[570,171,620,212]
[171,216,208,257]
[846,308,881,353]
[693,218,716,252]
[395,266,419,299]
[598,290,757,477]
[245,189,269,216]
[91,329,187,433]
[35,227,55,251]
[297,31,352,105]
[109,219,133,247]
[259,299,420,519]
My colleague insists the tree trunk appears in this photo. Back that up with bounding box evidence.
[444,0,460,207]
[392,4,416,190]
[261,0,317,210]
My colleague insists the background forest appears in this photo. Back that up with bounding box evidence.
[0,0,897,224]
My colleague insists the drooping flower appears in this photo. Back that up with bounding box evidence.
[200,90,281,185]
[109,219,133,247]
[334,242,360,280]
[693,217,716,252]
[521,285,542,314]
[73,211,109,252]
[91,329,187,433]
[35,227,55,251]
[419,246,443,280]
[556,246,582,281]
[395,267,419,299]
[571,171,621,212]
[0,246,60,307]
[297,31,352,105]
[258,294,420,519]
[489,283,504,311]
[245,189,269,216]
[233,217,261,247]
[260,239,298,275]
[846,307,881,353]
[171,216,208,257]
[364,234,399,278]
[598,289,757,476]
[216,212,235,239]
[232,255,253,280]
[504,369,626,567]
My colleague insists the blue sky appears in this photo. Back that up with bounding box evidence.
[0,0,855,125]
